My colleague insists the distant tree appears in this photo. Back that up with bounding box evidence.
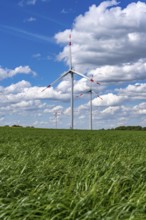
[115,126,143,131]
[12,125,23,128]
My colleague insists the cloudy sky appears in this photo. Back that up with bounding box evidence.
[1,0,146,129]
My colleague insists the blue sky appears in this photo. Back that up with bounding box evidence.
[1,0,146,129]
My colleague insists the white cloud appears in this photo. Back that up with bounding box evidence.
[61,8,74,14]
[32,53,41,59]
[0,66,36,81]
[88,59,146,83]
[44,105,63,113]
[32,53,52,61]
[0,117,4,122]
[5,80,31,94]
[92,93,127,107]
[134,103,146,115]
[1,79,146,129]
[18,0,48,6]
[24,17,36,22]
[55,0,146,82]
[101,106,130,117]
[116,83,146,100]
[74,78,91,93]
[56,79,70,92]
[3,1,146,129]
[27,0,37,5]
[18,0,37,6]
[46,0,146,129]
[0,80,70,109]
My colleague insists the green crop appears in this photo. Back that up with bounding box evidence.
[0,127,146,219]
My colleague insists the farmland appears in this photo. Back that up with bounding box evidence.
[0,127,146,219]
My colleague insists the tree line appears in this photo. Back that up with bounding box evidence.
[114,126,146,131]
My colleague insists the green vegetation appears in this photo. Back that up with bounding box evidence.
[114,125,146,130]
[0,127,146,219]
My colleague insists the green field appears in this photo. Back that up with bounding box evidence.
[0,127,146,220]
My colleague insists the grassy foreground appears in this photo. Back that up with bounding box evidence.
[0,127,146,219]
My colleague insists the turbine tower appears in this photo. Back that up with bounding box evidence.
[42,32,100,129]
[53,111,62,129]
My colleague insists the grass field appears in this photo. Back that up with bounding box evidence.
[0,127,146,219]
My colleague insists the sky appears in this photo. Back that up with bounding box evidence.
[1,0,146,129]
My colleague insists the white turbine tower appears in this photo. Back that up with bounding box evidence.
[42,33,100,129]
[54,111,62,129]
[88,89,102,130]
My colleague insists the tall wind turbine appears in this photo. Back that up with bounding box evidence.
[76,78,102,130]
[53,111,62,129]
[42,33,100,129]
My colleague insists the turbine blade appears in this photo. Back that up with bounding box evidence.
[50,71,69,86]
[72,70,100,84]
[41,71,69,92]
[75,93,83,98]
[92,90,98,95]
[85,90,91,94]
[41,84,51,92]
[92,90,103,100]
[90,78,100,85]
[69,33,73,70]
[72,70,90,80]
[89,74,100,85]
[97,95,103,100]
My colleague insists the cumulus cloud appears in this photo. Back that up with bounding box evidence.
[55,1,146,83]
[0,66,36,81]
[92,93,128,107]
[4,80,31,94]
[116,83,146,100]
[74,78,93,93]
[0,80,70,108]
[88,59,146,83]
[0,80,69,127]
[1,79,146,129]
[56,77,93,94]
[3,1,146,129]
[133,102,146,115]
[101,105,130,116]
[44,105,63,113]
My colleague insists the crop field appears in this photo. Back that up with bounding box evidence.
[0,127,146,219]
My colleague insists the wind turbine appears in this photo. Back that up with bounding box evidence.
[76,77,102,130]
[42,33,100,129]
[53,111,62,129]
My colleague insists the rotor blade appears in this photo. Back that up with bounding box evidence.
[92,90,103,100]
[72,70,100,85]
[90,78,100,85]
[69,33,73,70]
[41,84,51,92]
[97,96,103,100]
[92,90,98,96]
[85,90,92,94]
[89,74,100,85]
[41,71,69,92]
[75,93,83,98]
[72,70,90,80]
[81,89,103,100]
